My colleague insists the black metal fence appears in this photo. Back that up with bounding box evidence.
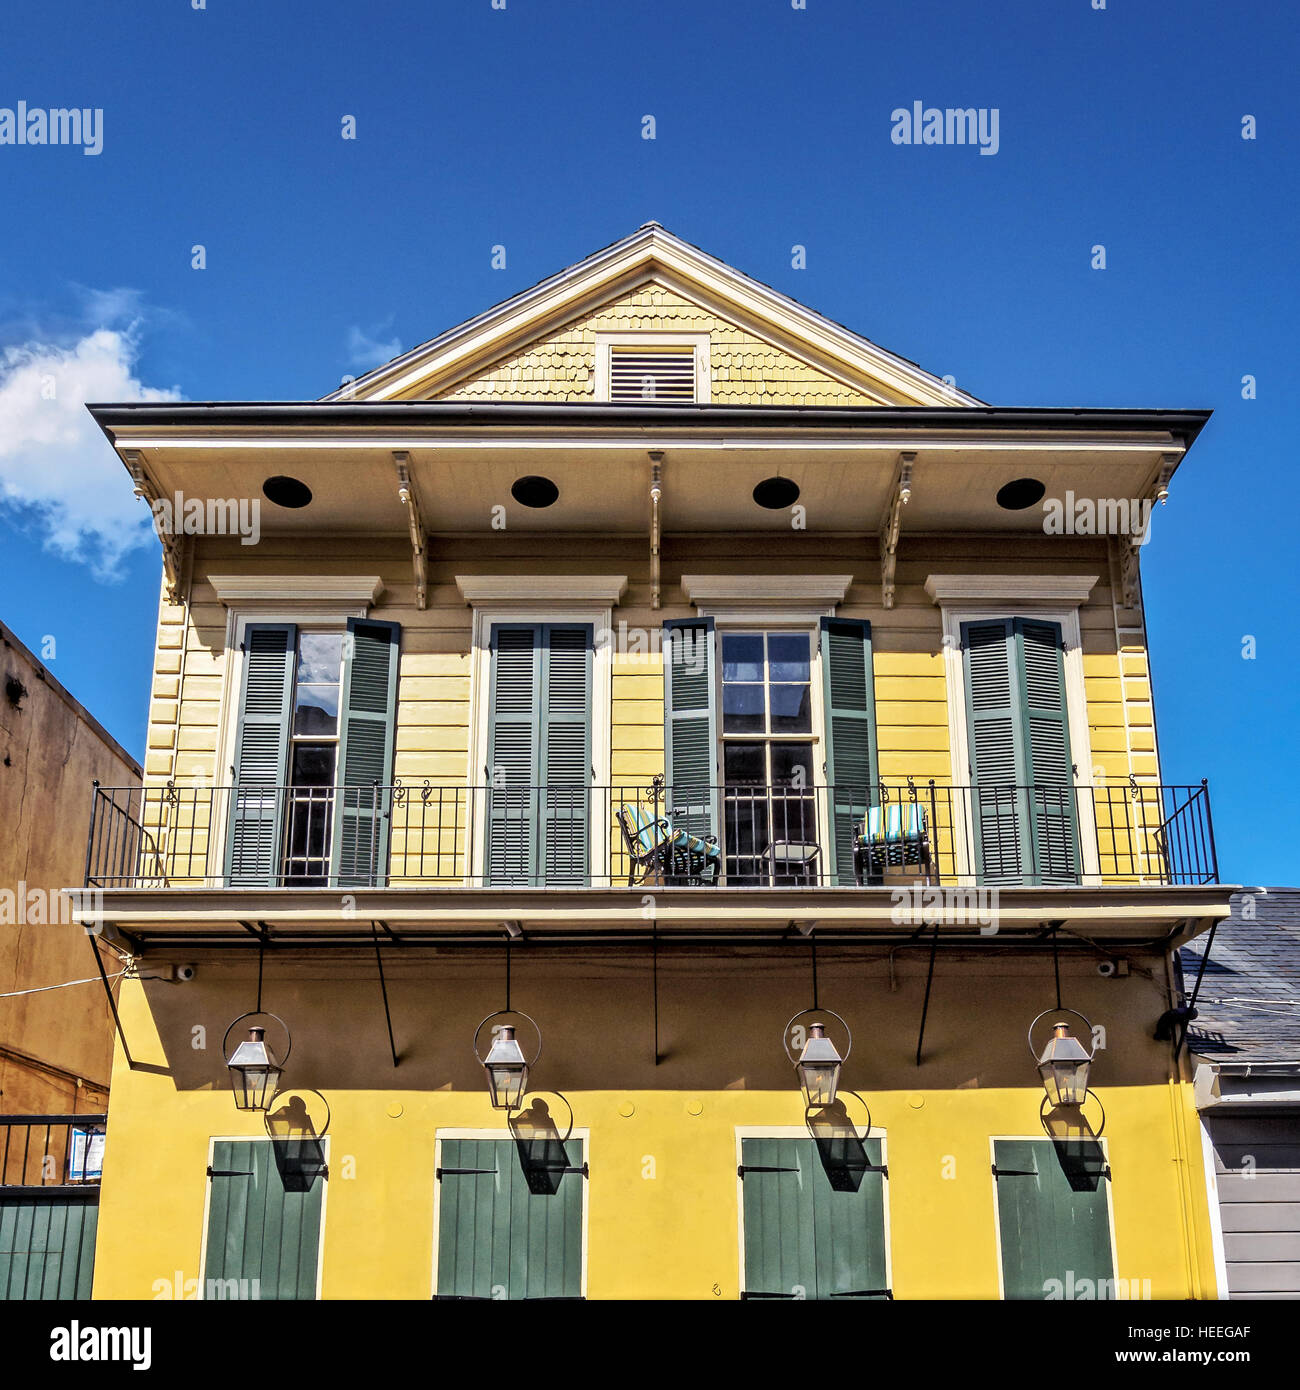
[0,1115,107,1190]
[84,777,1217,890]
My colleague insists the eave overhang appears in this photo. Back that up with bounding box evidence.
[87,401,1211,547]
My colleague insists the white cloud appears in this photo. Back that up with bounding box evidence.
[346,320,401,371]
[0,322,180,580]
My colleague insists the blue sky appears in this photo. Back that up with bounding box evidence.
[0,0,1295,884]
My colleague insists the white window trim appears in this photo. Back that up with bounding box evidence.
[932,588,1101,885]
[712,620,828,883]
[466,605,614,885]
[208,574,383,608]
[199,1135,329,1300]
[735,1125,891,1301]
[594,331,711,403]
[988,1134,1115,1302]
[683,574,852,613]
[430,1128,590,1300]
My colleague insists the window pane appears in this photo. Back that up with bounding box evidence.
[297,633,343,685]
[770,683,811,733]
[723,743,766,785]
[293,683,340,736]
[771,742,815,788]
[291,743,336,787]
[722,683,765,733]
[722,633,764,683]
[768,633,810,682]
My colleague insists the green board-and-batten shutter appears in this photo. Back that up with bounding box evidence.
[0,1193,98,1299]
[331,618,401,887]
[662,618,719,847]
[436,1138,584,1299]
[740,1137,889,1299]
[486,625,592,885]
[819,618,880,885]
[204,1140,324,1300]
[993,1139,1114,1299]
[963,618,1079,886]
[226,623,296,887]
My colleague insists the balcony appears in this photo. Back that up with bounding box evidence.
[85,777,1218,892]
[0,1115,105,1300]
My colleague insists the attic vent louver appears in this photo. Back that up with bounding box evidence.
[608,345,697,402]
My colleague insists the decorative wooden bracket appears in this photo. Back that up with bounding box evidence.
[1152,452,1178,507]
[1116,453,1179,610]
[879,452,915,610]
[393,451,429,611]
[124,449,185,601]
[649,451,664,611]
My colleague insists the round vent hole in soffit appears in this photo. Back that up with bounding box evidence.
[262,476,313,509]
[995,478,1046,510]
[511,476,560,508]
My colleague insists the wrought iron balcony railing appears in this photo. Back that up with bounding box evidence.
[0,1115,107,1190]
[84,777,1218,891]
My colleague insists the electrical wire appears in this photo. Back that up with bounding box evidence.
[0,970,126,999]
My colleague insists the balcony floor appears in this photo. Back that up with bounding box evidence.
[72,882,1239,951]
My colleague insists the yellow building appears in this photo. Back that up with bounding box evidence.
[77,225,1231,1300]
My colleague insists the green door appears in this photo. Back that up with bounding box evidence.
[204,1139,324,1300]
[0,1193,98,1299]
[993,1139,1114,1299]
[740,1136,890,1299]
[436,1138,585,1299]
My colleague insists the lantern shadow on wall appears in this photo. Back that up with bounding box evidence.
[265,1089,330,1191]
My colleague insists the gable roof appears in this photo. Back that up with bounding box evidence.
[323,223,985,408]
[1182,889,1300,1065]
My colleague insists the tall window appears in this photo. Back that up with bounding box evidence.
[720,631,816,883]
[284,632,344,885]
[226,619,400,889]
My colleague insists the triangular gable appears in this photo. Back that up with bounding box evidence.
[326,224,984,407]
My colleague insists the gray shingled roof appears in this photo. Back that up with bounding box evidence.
[1181,889,1300,1064]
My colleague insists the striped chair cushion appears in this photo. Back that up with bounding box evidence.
[859,803,926,844]
[622,804,668,855]
[667,827,721,860]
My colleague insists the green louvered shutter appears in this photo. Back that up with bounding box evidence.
[663,618,719,848]
[993,1139,1113,1299]
[487,625,541,884]
[963,619,1028,884]
[539,626,593,885]
[963,619,1078,886]
[0,1193,98,1299]
[1019,620,1079,884]
[331,619,401,887]
[226,623,296,887]
[740,1137,889,1299]
[436,1138,584,1299]
[820,619,880,885]
[486,625,592,885]
[204,1140,323,1300]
